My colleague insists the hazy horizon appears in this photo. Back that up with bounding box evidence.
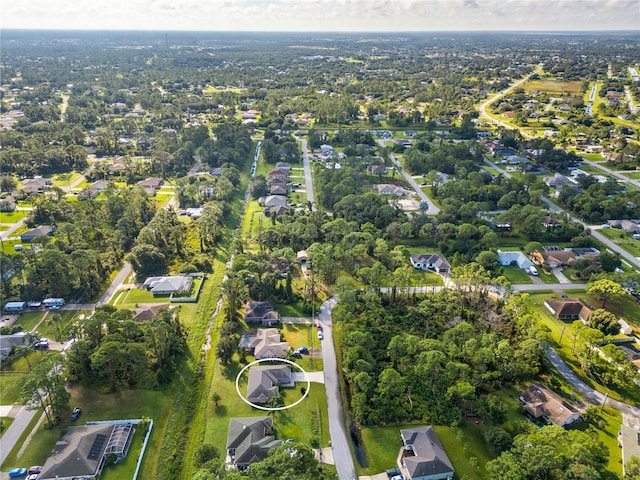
[2,0,638,33]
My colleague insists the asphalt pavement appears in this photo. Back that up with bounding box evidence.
[0,406,37,466]
[300,139,317,210]
[545,346,640,418]
[318,296,357,480]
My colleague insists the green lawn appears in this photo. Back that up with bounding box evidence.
[0,374,27,404]
[203,353,331,454]
[111,287,162,307]
[597,228,640,257]
[500,266,532,284]
[14,311,47,332]
[101,428,145,480]
[0,417,15,438]
[0,210,26,224]
[3,386,175,475]
[359,423,493,479]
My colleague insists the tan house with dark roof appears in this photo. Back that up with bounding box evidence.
[521,384,581,427]
[246,365,292,404]
[544,298,593,322]
[240,328,289,359]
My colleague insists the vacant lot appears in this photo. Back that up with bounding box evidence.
[525,79,583,95]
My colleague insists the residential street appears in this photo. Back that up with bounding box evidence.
[318,296,357,480]
[0,406,37,466]
[545,346,640,418]
[299,139,317,210]
[97,261,132,305]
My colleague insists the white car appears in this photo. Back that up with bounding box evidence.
[317,330,324,341]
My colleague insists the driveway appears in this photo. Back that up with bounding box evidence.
[292,371,324,384]
[97,261,132,305]
[319,296,357,480]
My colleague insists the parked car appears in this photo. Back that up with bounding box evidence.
[8,468,27,478]
[317,330,324,341]
[33,339,49,350]
[27,467,42,475]
[386,468,401,479]
[390,475,405,480]
[70,407,82,421]
[298,346,309,354]
[27,474,39,480]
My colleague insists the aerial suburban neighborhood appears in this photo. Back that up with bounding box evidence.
[1,8,640,480]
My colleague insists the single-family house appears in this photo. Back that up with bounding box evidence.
[544,298,592,322]
[544,173,578,189]
[244,301,280,326]
[267,177,287,188]
[608,219,640,233]
[137,177,163,196]
[259,195,288,207]
[268,168,288,181]
[20,177,52,195]
[265,204,292,219]
[20,225,56,242]
[275,162,291,171]
[410,254,451,274]
[368,164,388,176]
[0,332,30,360]
[79,180,110,199]
[38,423,135,480]
[374,184,406,196]
[541,215,562,228]
[142,275,193,296]
[497,250,534,270]
[400,426,455,480]
[620,422,640,477]
[373,113,387,121]
[240,328,289,360]
[270,184,288,195]
[132,303,171,322]
[226,417,281,470]
[521,384,581,427]
[296,250,308,264]
[533,249,575,269]
[566,247,600,260]
[404,130,417,138]
[246,365,292,404]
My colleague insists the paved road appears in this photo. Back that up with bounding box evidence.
[375,140,440,214]
[299,139,317,210]
[97,261,132,306]
[545,346,640,418]
[582,158,640,189]
[478,66,540,136]
[487,160,640,272]
[318,296,357,480]
[511,283,587,292]
[0,406,37,465]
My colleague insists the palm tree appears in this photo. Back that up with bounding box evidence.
[212,392,221,407]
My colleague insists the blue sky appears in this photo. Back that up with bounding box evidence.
[2,0,639,31]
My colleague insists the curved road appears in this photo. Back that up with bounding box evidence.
[545,346,640,418]
[318,296,357,480]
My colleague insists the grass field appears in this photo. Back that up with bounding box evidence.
[0,374,28,404]
[0,210,27,224]
[525,79,583,95]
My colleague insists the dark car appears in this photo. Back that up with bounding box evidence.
[386,468,401,479]
[27,466,42,475]
[70,407,82,421]
[33,339,49,350]
[298,346,309,354]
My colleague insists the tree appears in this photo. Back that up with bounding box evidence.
[244,442,330,480]
[211,392,221,407]
[587,278,627,308]
[128,243,167,277]
[626,456,640,479]
[22,352,69,425]
[194,444,219,467]
[486,426,608,480]
[587,308,620,336]
[599,251,621,273]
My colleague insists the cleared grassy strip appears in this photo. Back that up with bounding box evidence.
[598,227,640,257]
[0,373,28,404]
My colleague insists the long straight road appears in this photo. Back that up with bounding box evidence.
[299,139,317,210]
[318,296,357,480]
[0,406,37,465]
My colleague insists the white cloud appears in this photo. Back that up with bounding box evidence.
[1,0,637,31]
